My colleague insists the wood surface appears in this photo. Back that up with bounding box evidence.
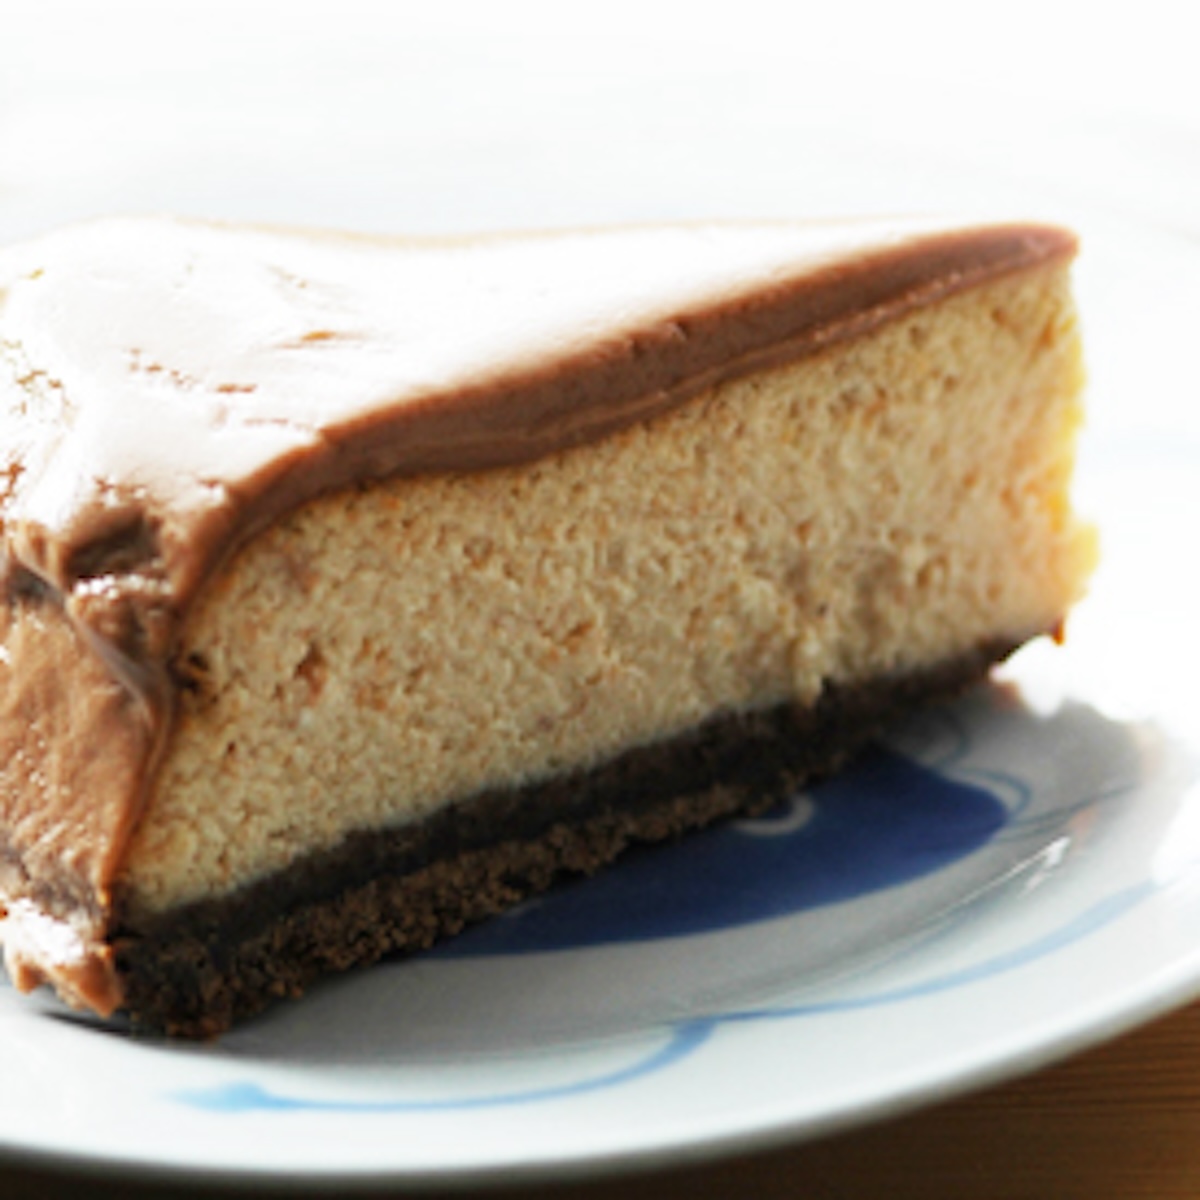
[2,995,1197,1199]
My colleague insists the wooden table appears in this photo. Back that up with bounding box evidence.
[1,995,1196,1199]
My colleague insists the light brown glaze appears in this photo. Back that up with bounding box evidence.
[0,216,1077,1012]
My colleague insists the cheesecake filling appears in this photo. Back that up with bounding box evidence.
[0,217,1089,1019]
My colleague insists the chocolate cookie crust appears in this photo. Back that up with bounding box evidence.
[113,641,1015,1037]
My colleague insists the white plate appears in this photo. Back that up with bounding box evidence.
[0,212,1196,1189]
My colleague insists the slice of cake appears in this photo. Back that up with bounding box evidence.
[0,216,1095,1035]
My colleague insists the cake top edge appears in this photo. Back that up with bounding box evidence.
[0,215,1075,609]
[0,211,1078,255]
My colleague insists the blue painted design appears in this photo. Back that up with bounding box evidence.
[168,728,1155,1121]
[714,880,1157,1022]
[431,747,1007,956]
[174,1021,712,1114]
[173,880,1159,1116]
[997,780,1134,844]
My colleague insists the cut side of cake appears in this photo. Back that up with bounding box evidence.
[0,216,1095,1035]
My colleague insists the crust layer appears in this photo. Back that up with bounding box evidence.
[113,640,1017,1037]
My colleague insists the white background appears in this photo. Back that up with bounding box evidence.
[1,0,1197,240]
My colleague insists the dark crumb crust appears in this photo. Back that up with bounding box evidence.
[112,638,1020,1037]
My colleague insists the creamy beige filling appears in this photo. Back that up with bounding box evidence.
[119,265,1094,917]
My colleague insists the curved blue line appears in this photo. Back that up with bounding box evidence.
[715,880,1157,1023]
[996,781,1138,843]
[173,1020,711,1114]
[172,880,1159,1116]
[959,765,1033,822]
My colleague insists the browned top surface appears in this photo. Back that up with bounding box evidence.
[0,216,1076,1014]
[0,217,1074,619]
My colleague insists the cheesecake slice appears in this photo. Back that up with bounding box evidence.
[0,216,1095,1035]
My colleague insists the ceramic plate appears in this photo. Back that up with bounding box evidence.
[0,211,1196,1188]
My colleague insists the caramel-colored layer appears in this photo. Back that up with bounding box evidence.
[123,265,1090,918]
[0,216,1083,1017]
